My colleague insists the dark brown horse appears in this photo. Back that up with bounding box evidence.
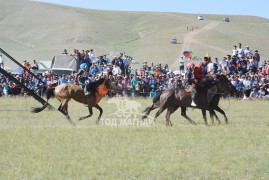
[31,78,120,125]
[142,91,197,125]
[143,74,235,126]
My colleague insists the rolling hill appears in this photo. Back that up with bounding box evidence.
[1,0,269,69]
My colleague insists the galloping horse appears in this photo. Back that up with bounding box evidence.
[143,74,235,126]
[31,78,120,125]
[142,91,197,125]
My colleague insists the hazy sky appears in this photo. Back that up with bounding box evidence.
[34,0,269,19]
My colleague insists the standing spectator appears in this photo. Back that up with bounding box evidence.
[237,43,244,60]
[3,82,10,97]
[264,61,269,75]
[219,57,227,72]
[58,75,68,84]
[41,74,48,96]
[0,83,3,97]
[90,64,100,75]
[63,49,68,55]
[80,50,85,65]
[167,78,176,89]
[0,54,4,69]
[243,76,252,97]
[116,55,125,75]
[253,50,260,69]
[32,60,39,70]
[24,62,31,70]
[103,54,110,64]
[213,58,219,74]
[112,65,121,75]
[179,56,185,73]
[130,75,139,96]
[232,45,238,57]
[88,49,95,67]
[148,75,157,90]
[84,50,90,65]
[244,46,252,57]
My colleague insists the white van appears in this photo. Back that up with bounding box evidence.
[198,16,204,20]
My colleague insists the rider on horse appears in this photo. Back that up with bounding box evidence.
[191,56,212,106]
[75,63,90,96]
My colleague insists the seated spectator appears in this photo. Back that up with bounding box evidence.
[3,82,10,97]
[149,88,156,98]
[236,80,245,98]
[258,87,266,98]
[249,88,259,99]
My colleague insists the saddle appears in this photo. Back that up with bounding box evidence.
[184,89,192,93]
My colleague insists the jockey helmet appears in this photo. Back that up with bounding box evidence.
[80,63,88,70]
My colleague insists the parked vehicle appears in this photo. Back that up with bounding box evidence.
[49,68,76,76]
[223,17,230,22]
[198,16,204,20]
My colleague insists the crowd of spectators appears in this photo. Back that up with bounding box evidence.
[0,43,269,100]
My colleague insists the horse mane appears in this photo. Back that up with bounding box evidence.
[86,78,106,93]
[198,76,215,90]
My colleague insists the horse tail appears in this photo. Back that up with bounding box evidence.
[46,87,55,101]
[142,91,162,113]
[31,87,55,113]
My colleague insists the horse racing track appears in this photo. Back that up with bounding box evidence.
[0,97,268,179]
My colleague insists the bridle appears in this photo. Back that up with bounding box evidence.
[207,76,232,95]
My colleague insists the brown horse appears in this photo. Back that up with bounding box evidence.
[31,78,120,125]
[143,74,235,126]
[156,74,236,126]
[142,91,197,125]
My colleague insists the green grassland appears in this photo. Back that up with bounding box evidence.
[0,97,268,179]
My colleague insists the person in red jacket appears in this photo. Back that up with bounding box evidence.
[191,56,211,106]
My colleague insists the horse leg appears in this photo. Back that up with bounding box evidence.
[165,105,179,127]
[214,105,228,124]
[154,106,166,121]
[209,109,218,125]
[181,107,197,125]
[78,106,93,121]
[61,99,76,126]
[202,109,208,126]
[95,104,103,124]
[142,103,158,120]
[211,110,221,125]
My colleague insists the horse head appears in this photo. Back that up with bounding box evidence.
[105,79,122,92]
[215,74,235,95]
